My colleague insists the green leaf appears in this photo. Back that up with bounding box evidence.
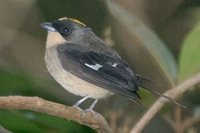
[106,1,177,88]
[0,110,95,133]
[179,24,200,81]
[0,70,54,100]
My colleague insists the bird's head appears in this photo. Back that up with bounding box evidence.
[41,17,90,48]
[41,17,86,36]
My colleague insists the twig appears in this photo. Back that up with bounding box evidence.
[0,96,111,133]
[109,111,118,133]
[130,73,200,133]
[174,106,183,133]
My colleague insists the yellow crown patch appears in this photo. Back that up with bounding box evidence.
[59,17,86,27]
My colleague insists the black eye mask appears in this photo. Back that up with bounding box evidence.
[52,21,73,36]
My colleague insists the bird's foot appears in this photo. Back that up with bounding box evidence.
[85,108,100,118]
[83,99,99,117]
[73,104,82,111]
[73,105,86,118]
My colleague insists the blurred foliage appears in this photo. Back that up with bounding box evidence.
[1,0,200,132]
[37,0,108,36]
[106,1,177,89]
[179,23,200,81]
[0,110,95,133]
[138,89,156,107]
[182,86,200,108]
[143,115,174,133]
[0,70,55,101]
[0,70,41,96]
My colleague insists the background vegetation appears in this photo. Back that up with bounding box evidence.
[0,0,200,132]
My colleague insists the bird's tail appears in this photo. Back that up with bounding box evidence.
[135,74,185,108]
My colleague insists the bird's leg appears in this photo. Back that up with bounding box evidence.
[73,96,90,110]
[85,99,100,117]
[88,99,98,111]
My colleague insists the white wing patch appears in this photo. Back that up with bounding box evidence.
[112,63,117,67]
[85,63,103,71]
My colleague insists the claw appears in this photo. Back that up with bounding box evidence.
[73,105,86,118]
[73,105,83,111]
[85,109,100,118]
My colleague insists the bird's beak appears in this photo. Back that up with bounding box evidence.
[40,22,57,32]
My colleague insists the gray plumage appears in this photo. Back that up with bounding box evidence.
[41,17,148,109]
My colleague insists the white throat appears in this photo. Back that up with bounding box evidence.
[46,31,66,48]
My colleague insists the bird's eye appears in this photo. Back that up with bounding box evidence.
[63,28,70,33]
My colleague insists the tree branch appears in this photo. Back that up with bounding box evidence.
[0,96,111,133]
[1,73,200,133]
[130,73,200,133]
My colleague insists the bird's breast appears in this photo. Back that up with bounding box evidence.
[44,47,111,99]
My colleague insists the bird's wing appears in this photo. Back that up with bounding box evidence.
[56,43,141,102]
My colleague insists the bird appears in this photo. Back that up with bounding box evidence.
[41,17,177,111]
